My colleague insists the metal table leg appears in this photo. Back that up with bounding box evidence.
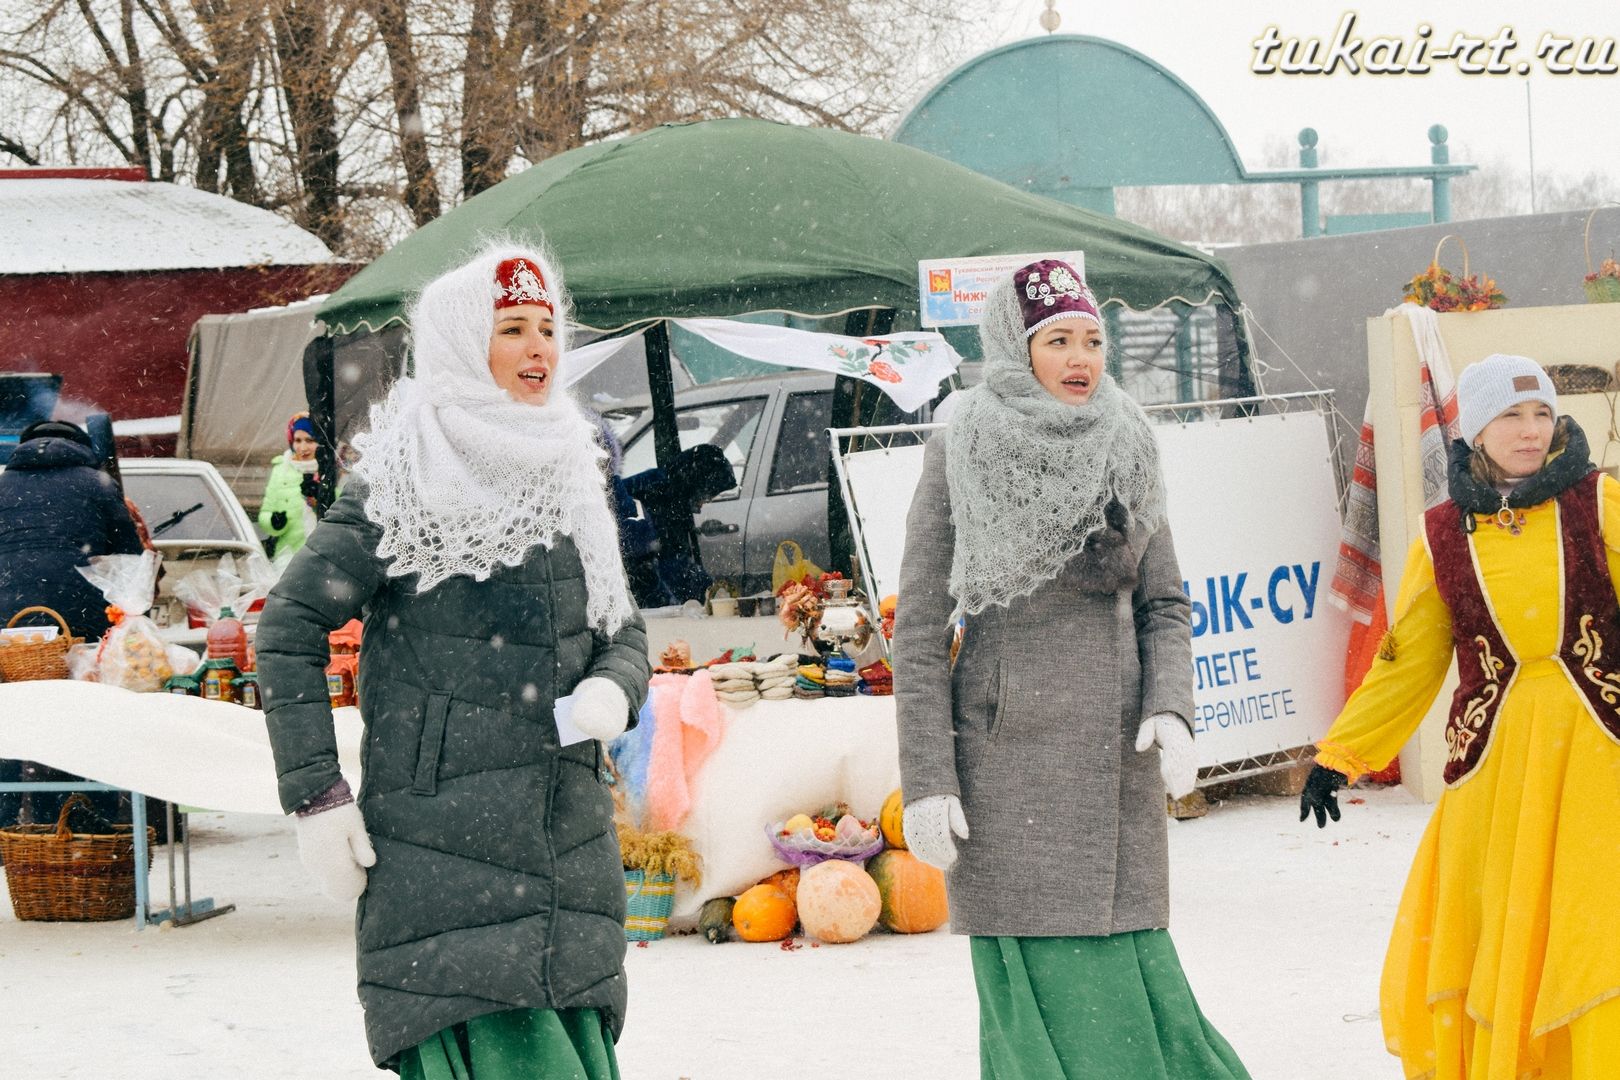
[147,801,234,926]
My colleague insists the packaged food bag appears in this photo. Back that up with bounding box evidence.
[77,551,172,691]
[65,642,101,682]
[172,552,273,631]
[771,540,824,596]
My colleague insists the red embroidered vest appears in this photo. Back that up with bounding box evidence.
[1425,471,1620,786]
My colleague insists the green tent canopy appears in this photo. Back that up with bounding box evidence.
[318,117,1242,337]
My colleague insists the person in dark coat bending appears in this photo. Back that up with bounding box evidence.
[256,242,650,1077]
[0,420,144,828]
[0,420,142,639]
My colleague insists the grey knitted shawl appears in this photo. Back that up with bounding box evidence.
[944,275,1166,622]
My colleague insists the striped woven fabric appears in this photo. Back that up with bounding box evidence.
[1329,304,1459,624]
[623,870,676,941]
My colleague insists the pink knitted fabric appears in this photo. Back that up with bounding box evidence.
[645,670,724,830]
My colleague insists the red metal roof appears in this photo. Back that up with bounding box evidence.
[0,166,147,181]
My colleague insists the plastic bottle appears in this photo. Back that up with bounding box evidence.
[206,604,249,669]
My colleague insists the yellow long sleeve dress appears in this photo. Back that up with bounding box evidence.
[1315,475,1620,1080]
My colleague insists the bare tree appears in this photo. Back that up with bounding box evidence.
[1,0,973,256]
[266,0,364,248]
[1,0,178,177]
[133,0,264,201]
[368,0,438,224]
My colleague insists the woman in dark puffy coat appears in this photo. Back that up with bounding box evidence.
[0,420,143,638]
[0,420,144,826]
[256,241,649,1077]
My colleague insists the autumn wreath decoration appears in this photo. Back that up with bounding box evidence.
[1402,235,1506,313]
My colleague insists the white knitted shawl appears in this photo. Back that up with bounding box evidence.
[350,242,633,633]
[944,274,1166,622]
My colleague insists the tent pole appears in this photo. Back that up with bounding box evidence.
[302,335,338,517]
[645,320,680,474]
[827,308,893,577]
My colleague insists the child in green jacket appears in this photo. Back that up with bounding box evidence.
[258,412,319,568]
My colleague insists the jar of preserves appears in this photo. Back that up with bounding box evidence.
[326,653,358,708]
[199,658,240,703]
[164,673,201,696]
[233,672,260,710]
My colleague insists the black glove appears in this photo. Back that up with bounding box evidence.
[1298,765,1347,828]
[269,510,288,532]
[1103,496,1129,532]
[300,474,321,500]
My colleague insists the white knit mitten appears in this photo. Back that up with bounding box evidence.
[570,677,631,741]
[1135,713,1198,799]
[295,797,376,902]
[902,794,970,871]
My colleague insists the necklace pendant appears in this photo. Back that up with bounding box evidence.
[1492,509,1525,535]
[1493,502,1525,535]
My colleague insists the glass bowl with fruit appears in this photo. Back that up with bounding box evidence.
[765,802,884,867]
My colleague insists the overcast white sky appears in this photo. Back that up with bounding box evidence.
[971,1,1619,190]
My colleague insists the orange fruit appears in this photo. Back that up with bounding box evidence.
[732,884,797,942]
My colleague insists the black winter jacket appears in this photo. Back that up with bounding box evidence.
[0,437,143,637]
[255,480,650,1068]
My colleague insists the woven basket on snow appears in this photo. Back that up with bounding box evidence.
[0,794,154,922]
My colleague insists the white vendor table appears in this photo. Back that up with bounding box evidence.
[667,694,899,920]
[0,681,363,815]
[0,681,901,928]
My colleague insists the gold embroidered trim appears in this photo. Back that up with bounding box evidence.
[1376,630,1397,662]
[1449,636,1503,764]
[1572,614,1620,707]
[1474,634,1505,682]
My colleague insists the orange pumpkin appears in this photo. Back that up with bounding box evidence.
[796,860,880,944]
[867,849,948,934]
[732,884,796,942]
[879,788,907,849]
[764,867,800,905]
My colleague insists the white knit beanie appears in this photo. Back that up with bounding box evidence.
[1457,354,1558,446]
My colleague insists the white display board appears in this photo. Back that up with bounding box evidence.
[840,410,1349,768]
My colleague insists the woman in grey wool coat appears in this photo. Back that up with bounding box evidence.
[892,258,1250,1079]
[256,242,650,1078]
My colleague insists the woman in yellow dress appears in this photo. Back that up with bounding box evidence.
[1301,353,1620,1079]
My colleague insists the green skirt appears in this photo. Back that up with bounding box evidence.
[398,1008,619,1080]
[971,930,1250,1080]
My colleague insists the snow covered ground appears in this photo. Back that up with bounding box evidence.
[0,786,1430,1079]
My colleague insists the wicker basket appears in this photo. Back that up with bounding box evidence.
[1584,277,1620,304]
[623,869,676,941]
[1545,364,1617,394]
[1583,206,1620,303]
[0,794,155,921]
[0,606,82,683]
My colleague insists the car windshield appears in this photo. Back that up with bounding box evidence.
[122,472,240,543]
